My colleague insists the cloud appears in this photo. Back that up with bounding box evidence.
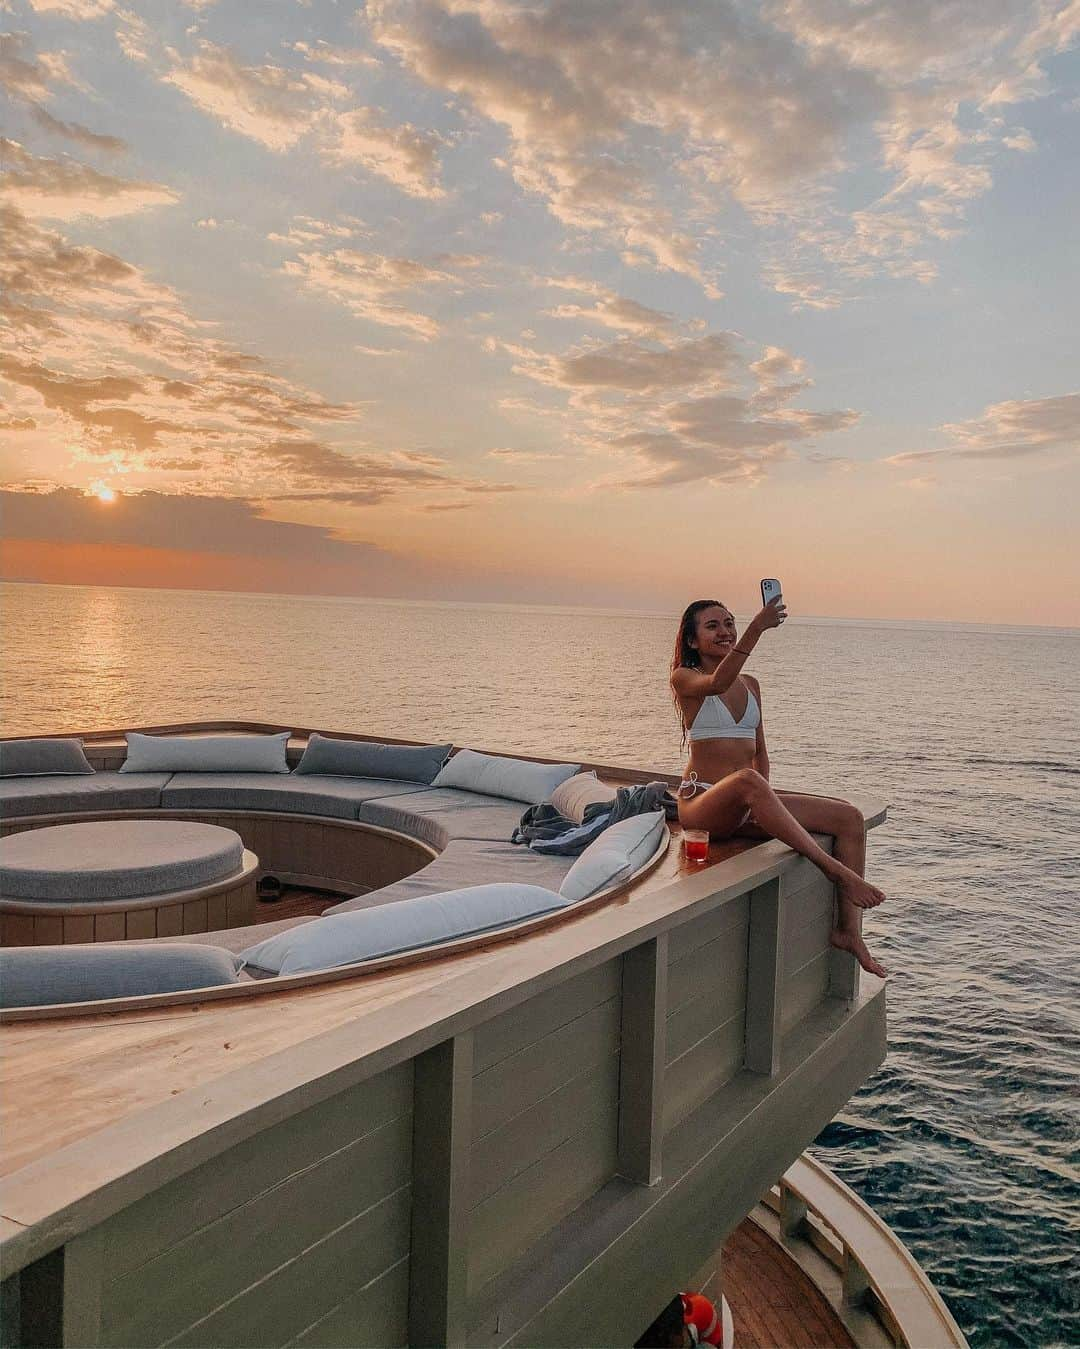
[113,8,152,63]
[163,40,443,197]
[164,41,348,151]
[28,105,126,153]
[750,345,808,384]
[0,139,176,219]
[321,107,444,198]
[281,247,482,339]
[27,0,114,17]
[361,0,1078,301]
[0,31,77,101]
[354,343,407,357]
[367,0,738,286]
[542,283,678,342]
[27,103,125,153]
[0,486,386,557]
[489,320,859,491]
[0,207,512,508]
[887,392,1080,464]
[487,446,564,462]
[511,332,744,394]
[290,40,381,69]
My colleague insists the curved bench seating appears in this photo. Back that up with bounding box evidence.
[158,772,426,818]
[0,731,672,1017]
[0,771,172,817]
[325,838,573,914]
[353,786,529,849]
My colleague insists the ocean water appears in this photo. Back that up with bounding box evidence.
[3,581,1078,1347]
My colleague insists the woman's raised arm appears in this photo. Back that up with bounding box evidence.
[670,599,786,697]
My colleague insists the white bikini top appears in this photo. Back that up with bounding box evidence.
[688,687,760,742]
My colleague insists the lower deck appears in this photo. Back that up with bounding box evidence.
[723,1218,855,1349]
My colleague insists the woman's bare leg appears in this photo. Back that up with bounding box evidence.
[765,791,885,977]
[681,771,887,975]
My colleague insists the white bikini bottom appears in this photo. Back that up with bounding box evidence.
[677,773,752,830]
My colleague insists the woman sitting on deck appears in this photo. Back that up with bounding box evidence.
[670,598,887,977]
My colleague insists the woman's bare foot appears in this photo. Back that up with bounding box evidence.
[830,927,888,977]
[835,871,886,910]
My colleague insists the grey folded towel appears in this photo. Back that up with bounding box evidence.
[512,781,676,856]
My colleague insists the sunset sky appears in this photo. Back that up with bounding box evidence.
[1,0,1078,624]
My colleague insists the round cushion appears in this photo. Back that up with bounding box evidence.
[0,820,245,901]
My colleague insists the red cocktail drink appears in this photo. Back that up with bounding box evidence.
[683,830,709,863]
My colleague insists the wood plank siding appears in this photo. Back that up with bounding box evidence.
[95,1065,412,1348]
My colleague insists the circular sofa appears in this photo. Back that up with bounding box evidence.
[0,726,672,1018]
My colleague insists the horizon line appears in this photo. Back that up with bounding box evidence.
[2,576,1077,635]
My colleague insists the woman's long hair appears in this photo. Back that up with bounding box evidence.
[671,598,724,746]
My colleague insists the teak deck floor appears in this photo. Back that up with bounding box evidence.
[253,886,336,922]
[722,1218,856,1349]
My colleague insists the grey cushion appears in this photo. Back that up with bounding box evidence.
[0,738,94,777]
[295,734,451,784]
[121,731,290,774]
[241,883,572,976]
[160,772,424,818]
[356,787,526,848]
[325,838,573,914]
[0,820,244,901]
[0,943,241,1008]
[559,811,667,902]
[432,749,580,804]
[0,771,171,820]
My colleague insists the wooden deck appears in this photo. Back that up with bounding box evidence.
[723,1218,856,1349]
[0,798,880,1181]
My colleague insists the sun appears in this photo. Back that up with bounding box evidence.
[94,485,116,504]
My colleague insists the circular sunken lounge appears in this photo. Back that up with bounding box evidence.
[0,819,259,945]
[0,725,679,1018]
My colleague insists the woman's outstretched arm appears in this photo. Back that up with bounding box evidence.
[670,600,785,699]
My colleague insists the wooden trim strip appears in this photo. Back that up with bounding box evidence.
[617,935,668,1186]
[409,1033,474,1348]
[744,879,783,1076]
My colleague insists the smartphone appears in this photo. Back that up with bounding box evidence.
[760,577,783,608]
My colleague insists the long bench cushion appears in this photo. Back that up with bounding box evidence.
[324,838,573,914]
[295,734,451,784]
[0,738,94,777]
[432,748,579,804]
[0,943,241,1008]
[159,773,426,818]
[356,787,525,848]
[122,731,290,774]
[0,771,172,819]
[241,883,572,976]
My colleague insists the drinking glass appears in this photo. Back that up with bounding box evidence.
[683,828,710,863]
